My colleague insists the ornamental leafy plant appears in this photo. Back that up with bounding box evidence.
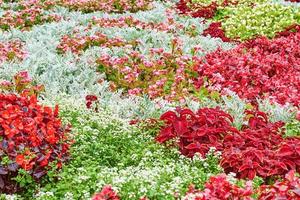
[0,40,27,64]
[34,102,221,199]
[221,110,288,180]
[176,0,266,19]
[194,28,300,106]
[285,120,300,137]
[0,71,45,97]
[0,73,72,194]
[92,185,120,200]
[183,174,254,200]
[57,0,153,13]
[57,32,139,55]
[155,107,236,157]
[258,170,300,199]
[156,107,300,180]
[90,13,199,37]
[181,1,300,41]
[176,0,220,19]
[0,0,61,31]
[202,22,231,42]
[183,170,300,199]
[221,3,300,40]
[96,38,199,101]
[57,10,203,56]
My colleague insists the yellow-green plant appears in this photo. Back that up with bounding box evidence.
[221,3,300,40]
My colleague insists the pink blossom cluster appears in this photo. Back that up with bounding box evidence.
[194,29,300,106]
[57,32,139,54]
[59,0,153,13]
[90,10,193,35]
[92,171,300,199]
[0,40,27,63]
[96,38,199,100]
[183,174,253,200]
[0,0,60,31]
[183,170,300,200]
[92,185,120,200]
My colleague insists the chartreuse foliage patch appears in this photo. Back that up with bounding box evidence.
[221,3,300,40]
[21,102,221,200]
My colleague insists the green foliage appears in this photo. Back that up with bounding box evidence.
[30,105,221,200]
[285,120,300,137]
[221,3,300,40]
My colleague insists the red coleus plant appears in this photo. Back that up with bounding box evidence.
[156,107,300,180]
[156,107,237,158]
[92,185,120,200]
[221,111,300,180]
[0,92,72,193]
[194,28,300,107]
[203,22,232,42]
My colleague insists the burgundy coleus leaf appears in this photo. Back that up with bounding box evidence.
[173,119,188,135]
[247,170,256,180]
[277,144,295,157]
[160,111,177,122]
[281,159,296,170]
[178,108,196,119]
[277,162,288,171]
[185,142,202,150]
[155,126,175,143]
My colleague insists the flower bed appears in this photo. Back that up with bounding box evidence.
[0,73,72,194]
[194,28,300,106]
[0,0,299,199]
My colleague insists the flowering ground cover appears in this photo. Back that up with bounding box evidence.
[0,0,299,199]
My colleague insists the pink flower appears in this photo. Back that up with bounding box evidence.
[92,185,120,200]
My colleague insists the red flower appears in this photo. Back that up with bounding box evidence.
[259,170,300,199]
[194,29,300,106]
[183,174,254,200]
[15,155,25,166]
[0,92,72,193]
[85,94,99,111]
[86,95,98,101]
[92,185,120,200]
